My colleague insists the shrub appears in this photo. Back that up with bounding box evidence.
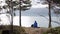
[43,27,60,34]
[13,27,26,34]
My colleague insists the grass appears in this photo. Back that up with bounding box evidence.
[43,27,60,34]
[0,25,60,34]
[0,25,26,34]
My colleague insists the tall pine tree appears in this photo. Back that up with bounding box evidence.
[5,0,31,27]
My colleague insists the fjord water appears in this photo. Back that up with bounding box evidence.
[0,0,60,28]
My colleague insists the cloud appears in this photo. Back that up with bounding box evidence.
[31,4,48,8]
[30,0,48,8]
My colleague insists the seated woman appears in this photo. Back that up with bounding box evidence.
[33,21,38,28]
[31,21,38,28]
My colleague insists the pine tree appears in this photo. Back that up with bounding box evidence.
[46,0,60,28]
[5,0,31,27]
[51,0,60,4]
[6,0,31,11]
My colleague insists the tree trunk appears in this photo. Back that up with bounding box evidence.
[9,0,13,33]
[48,1,51,28]
[19,0,21,27]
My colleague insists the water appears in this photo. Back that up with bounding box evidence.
[0,0,60,28]
[21,0,60,27]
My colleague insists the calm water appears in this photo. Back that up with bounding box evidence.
[0,0,60,28]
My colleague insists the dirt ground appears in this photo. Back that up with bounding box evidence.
[24,27,48,34]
